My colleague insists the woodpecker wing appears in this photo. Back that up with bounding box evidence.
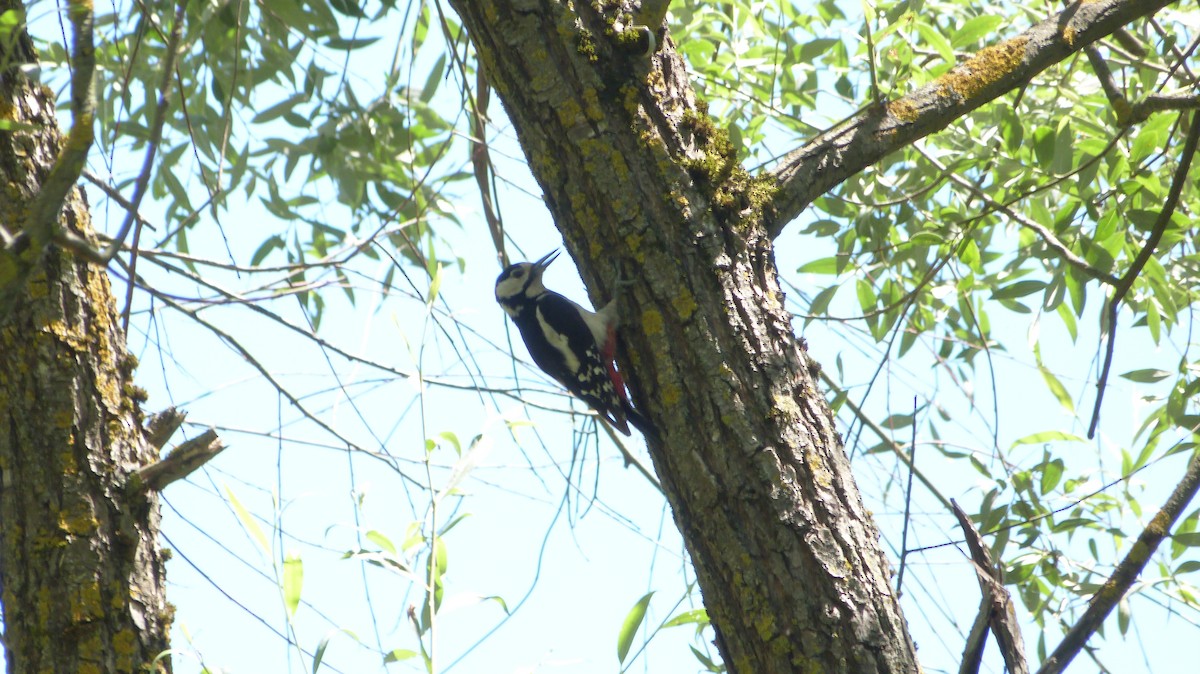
[518,292,631,434]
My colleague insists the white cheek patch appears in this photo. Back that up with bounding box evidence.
[536,307,581,374]
[495,277,522,299]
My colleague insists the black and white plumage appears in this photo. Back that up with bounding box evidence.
[495,250,653,437]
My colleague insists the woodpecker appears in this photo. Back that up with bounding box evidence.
[495,250,654,438]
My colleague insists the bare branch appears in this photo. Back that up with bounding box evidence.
[767,0,1180,237]
[1036,448,1200,674]
[959,596,991,674]
[1131,93,1200,123]
[117,0,189,335]
[952,500,1029,674]
[132,428,225,492]
[144,407,187,450]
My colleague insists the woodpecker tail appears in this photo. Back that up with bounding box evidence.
[623,402,660,444]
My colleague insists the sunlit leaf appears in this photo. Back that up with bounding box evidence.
[284,552,303,617]
[617,592,654,664]
[224,485,270,554]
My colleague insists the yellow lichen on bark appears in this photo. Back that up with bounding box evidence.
[888,97,920,123]
[673,288,698,320]
[938,37,1029,100]
[1063,25,1077,46]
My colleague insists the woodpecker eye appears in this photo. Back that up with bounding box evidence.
[513,270,525,279]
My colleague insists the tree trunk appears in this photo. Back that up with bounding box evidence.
[448,1,919,672]
[0,9,174,674]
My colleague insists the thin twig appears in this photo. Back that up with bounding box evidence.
[919,148,1119,285]
[119,0,189,334]
[81,170,157,231]
[1089,110,1200,438]
[819,370,953,512]
[895,396,919,596]
[470,71,507,267]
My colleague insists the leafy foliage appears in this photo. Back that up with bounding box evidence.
[15,0,1200,671]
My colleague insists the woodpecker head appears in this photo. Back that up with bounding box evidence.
[495,250,559,316]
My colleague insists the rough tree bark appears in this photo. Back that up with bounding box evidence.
[448,1,918,672]
[0,6,175,673]
[449,0,1178,671]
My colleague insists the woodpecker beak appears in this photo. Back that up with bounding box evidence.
[533,250,560,273]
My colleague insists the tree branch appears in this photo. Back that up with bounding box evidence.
[952,500,1029,674]
[144,406,187,450]
[1036,448,1200,674]
[1088,109,1200,438]
[1130,92,1200,124]
[131,428,226,492]
[766,0,1180,237]
[20,0,95,246]
[0,1,94,316]
[1085,46,1132,122]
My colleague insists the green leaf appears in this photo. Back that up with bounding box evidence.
[616,592,654,664]
[284,552,304,617]
[991,280,1045,300]
[325,36,381,50]
[856,278,876,312]
[1038,364,1074,414]
[427,263,443,306]
[798,257,839,274]
[950,16,1003,49]
[1040,459,1064,495]
[366,530,397,555]
[1011,431,1087,447]
[798,38,839,63]
[383,649,418,663]
[224,485,270,553]
[663,608,709,628]
[1173,532,1200,547]
[253,93,307,124]
[251,235,285,266]
[420,54,447,103]
[1120,369,1171,383]
[689,644,720,671]
[808,285,839,317]
[915,20,954,64]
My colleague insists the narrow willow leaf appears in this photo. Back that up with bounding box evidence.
[284,552,304,617]
[1011,431,1087,447]
[224,485,270,554]
[617,592,654,664]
